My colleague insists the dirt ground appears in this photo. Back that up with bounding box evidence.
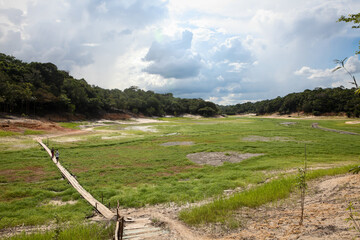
[199,174,360,240]
[0,117,69,133]
[120,173,360,240]
[98,173,359,240]
[187,152,264,166]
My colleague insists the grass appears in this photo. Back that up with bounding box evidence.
[0,148,93,229]
[5,222,115,240]
[0,130,19,137]
[58,122,83,130]
[1,116,360,233]
[23,129,44,135]
[179,165,355,225]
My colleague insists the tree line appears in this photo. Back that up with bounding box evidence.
[220,87,360,117]
[1,53,359,119]
[0,53,218,118]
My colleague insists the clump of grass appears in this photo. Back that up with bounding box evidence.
[0,130,19,137]
[23,130,44,135]
[58,122,82,130]
[5,222,115,240]
[179,165,355,225]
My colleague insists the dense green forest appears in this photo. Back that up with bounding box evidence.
[220,87,360,117]
[1,53,359,119]
[0,53,218,118]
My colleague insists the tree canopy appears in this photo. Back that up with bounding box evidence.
[219,87,360,117]
[338,13,360,54]
[0,53,219,118]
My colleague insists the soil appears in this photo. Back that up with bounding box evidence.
[346,121,360,124]
[0,118,69,133]
[186,152,264,166]
[210,173,360,240]
[47,200,78,206]
[104,173,360,240]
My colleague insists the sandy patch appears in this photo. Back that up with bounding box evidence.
[346,121,360,124]
[213,174,360,240]
[280,122,297,126]
[48,200,78,206]
[132,118,168,124]
[52,137,82,143]
[10,143,37,149]
[125,125,158,132]
[101,135,128,140]
[161,141,194,146]
[242,135,291,142]
[181,114,202,119]
[187,152,264,166]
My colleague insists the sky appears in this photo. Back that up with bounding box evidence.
[0,0,360,105]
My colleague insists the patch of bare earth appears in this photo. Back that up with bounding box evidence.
[0,166,52,183]
[206,174,360,240]
[0,118,71,133]
[346,121,360,124]
[47,200,78,206]
[187,152,264,166]
[161,141,194,146]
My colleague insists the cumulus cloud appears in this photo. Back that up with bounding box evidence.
[0,0,168,72]
[1,0,360,105]
[294,55,360,88]
[143,30,202,79]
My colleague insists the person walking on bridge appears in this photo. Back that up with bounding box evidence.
[51,148,55,160]
[55,150,59,163]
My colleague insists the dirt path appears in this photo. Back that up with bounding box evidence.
[312,123,359,135]
[203,174,360,240]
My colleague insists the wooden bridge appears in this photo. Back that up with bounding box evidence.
[37,139,116,220]
[37,138,172,239]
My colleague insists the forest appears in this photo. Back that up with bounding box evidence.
[0,53,218,118]
[1,53,360,118]
[220,87,360,117]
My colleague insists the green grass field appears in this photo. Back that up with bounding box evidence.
[0,116,359,236]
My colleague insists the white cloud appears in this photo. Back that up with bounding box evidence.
[294,55,360,88]
[0,0,360,105]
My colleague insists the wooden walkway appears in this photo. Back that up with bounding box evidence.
[123,218,169,240]
[311,123,359,135]
[37,139,116,220]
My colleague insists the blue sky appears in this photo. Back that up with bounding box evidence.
[0,0,359,105]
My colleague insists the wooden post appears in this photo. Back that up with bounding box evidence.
[115,221,120,240]
[119,217,124,240]
[114,201,124,240]
[117,200,120,219]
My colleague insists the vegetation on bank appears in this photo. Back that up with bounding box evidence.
[1,53,360,120]
[4,222,114,240]
[220,87,360,117]
[0,53,218,118]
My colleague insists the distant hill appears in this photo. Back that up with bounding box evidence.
[0,53,218,119]
[219,87,360,117]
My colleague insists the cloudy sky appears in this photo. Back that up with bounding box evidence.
[0,0,360,105]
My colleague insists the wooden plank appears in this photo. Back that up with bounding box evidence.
[37,139,115,220]
[115,221,120,240]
